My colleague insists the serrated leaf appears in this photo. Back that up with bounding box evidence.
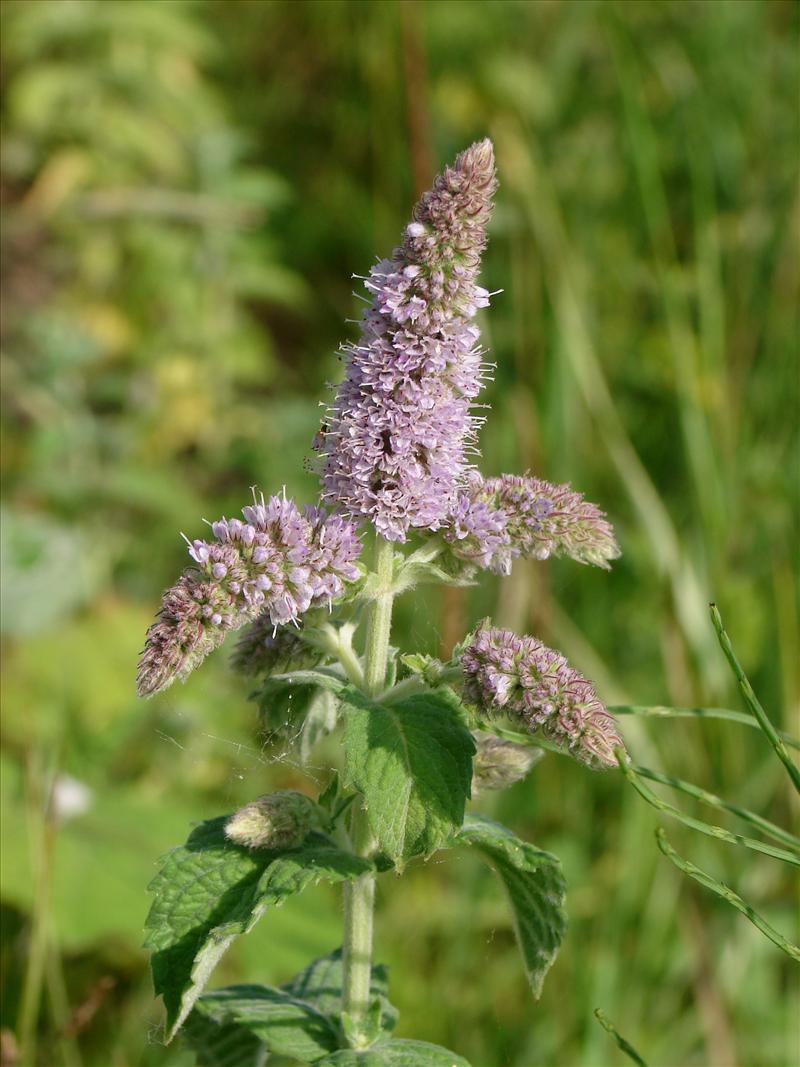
[144,818,373,1041]
[315,1039,471,1066]
[191,984,339,1061]
[282,948,397,1034]
[183,1009,268,1067]
[341,689,476,865]
[457,814,566,997]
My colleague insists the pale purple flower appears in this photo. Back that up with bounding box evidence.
[317,139,498,541]
[445,473,620,574]
[136,494,361,697]
[461,626,625,767]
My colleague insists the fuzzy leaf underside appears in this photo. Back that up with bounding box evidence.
[182,1008,267,1067]
[315,1039,472,1066]
[190,984,340,1061]
[144,817,372,1041]
[282,947,397,1031]
[342,688,476,865]
[457,814,566,997]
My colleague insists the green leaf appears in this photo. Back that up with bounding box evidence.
[282,948,398,1035]
[144,817,373,1041]
[182,1009,267,1067]
[315,1039,471,1066]
[190,984,339,1061]
[267,668,348,695]
[341,688,476,865]
[457,815,566,997]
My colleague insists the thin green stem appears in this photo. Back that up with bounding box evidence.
[655,829,800,961]
[341,534,395,1045]
[475,719,569,758]
[710,603,800,793]
[380,664,463,704]
[633,765,800,853]
[616,751,800,867]
[18,753,56,1067]
[594,1008,649,1067]
[317,621,365,688]
[609,704,800,750]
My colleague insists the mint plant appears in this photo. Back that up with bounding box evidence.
[137,140,625,1065]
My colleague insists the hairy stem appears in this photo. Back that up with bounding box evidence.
[341,534,395,1043]
[380,664,463,704]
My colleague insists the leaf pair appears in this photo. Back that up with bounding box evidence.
[184,949,470,1065]
[145,684,568,1055]
[144,820,373,1041]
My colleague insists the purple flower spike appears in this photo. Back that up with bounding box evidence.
[318,140,498,541]
[445,473,620,574]
[136,495,361,697]
[461,626,625,768]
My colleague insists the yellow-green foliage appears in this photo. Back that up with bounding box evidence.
[1,1,797,1065]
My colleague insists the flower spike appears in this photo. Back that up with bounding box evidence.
[445,473,620,574]
[318,140,498,541]
[136,496,361,696]
[461,625,625,767]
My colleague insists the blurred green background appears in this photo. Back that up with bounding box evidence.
[1,1,798,1064]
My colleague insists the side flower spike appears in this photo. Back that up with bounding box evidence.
[318,139,498,542]
[460,626,626,767]
[444,473,620,574]
[136,495,361,697]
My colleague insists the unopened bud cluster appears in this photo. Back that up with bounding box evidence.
[471,734,542,792]
[224,791,319,850]
[231,616,323,677]
[462,627,625,767]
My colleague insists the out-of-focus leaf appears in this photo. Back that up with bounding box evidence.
[0,507,106,636]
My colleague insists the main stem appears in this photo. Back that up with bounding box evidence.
[341,533,395,1043]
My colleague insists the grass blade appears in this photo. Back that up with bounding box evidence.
[610,705,800,751]
[655,830,800,962]
[616,754,800,868]
[594,1009,648,1067]
[633,766,800,853]
[710,604,800,793]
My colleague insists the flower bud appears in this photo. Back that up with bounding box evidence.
[224,791,319,850]
[471,734,542,793]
